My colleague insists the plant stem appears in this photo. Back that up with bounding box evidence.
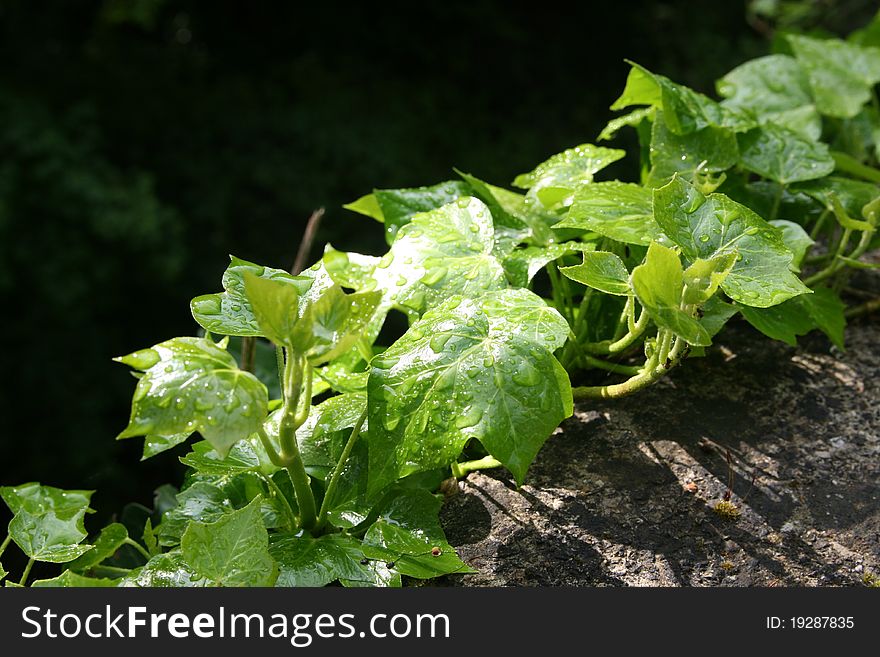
[546,263,571,323]
[240,337,256,373]
[451,456,503,478]
[831,151,880,183]
[810,209,830,240]
[278,353,317,531]
[845,298,880,319]
[261,472,298,532]
[315,408,368,531]
[804,228,871,286]
[291,208,325,275]
[769,184,784,222]
[0,535,10,560]
[123,538,151,561]
[572,333,687,400]
[91,565,132,577]
[579,354,642,376]
[583,308,649,355]
[276,346,286,401]
[19,557,34,586]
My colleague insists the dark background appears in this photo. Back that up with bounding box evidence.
[0,0,874,528]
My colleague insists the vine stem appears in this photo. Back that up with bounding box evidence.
[572,332,687,400]
[19,557,34,586]
[123,538,151,561]
[582,307,649,355]
[769,184,784,222]
[278,355,317,531]
[314,408,368,532]
[451,456,503,478]
[845,298,880,319]
[0,534,10,560]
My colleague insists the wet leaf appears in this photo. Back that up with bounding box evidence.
[560,251,631,296]
[367,289,571,494]
[180,498,277,587]
[116,337,268,457]
[557,181,666,246]
[653,176,810,307]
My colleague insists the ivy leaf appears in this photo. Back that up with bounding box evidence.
[512,144,626,208]
[270,534,399,588]
[788,34,880,119]
[31,572,119,587]
[180,497,277,587]
[611,61,755,135]
[361,489,472,579]
[598,107,655,141]
[179,438,275,477]
[367,289,572,495]
[739,298,815,346]
[327,197,507,319]
[292,287,383,366]
[1,484,95,563]
[141,432,191,461]
[191,256,311,337]
[123,550,203,587]
[560,251,631,296]
[801,287,846,350]
[558,181,667,246]
[737,123,834,185]
[682,252,737,305]
[242,273,300,347]
[793,177,880,219]
[631,243,711,346]
[68,523,128,573]
[653,176,810,307]
[699,297,739,338]
[770,220,813,272]
[295,392,366,475]
[648,112,739,185]
[454,170,546,236]
[345,181,472,244]
[116,337,268,457]
[717,54,821,140]
[158,481,237,546]
[739,286,845,349]
[502,242,595,287]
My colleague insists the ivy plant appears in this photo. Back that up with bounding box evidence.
[3,12,880,587]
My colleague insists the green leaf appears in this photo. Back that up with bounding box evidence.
[560,251,631,295]
[270,534,399,587]
[1,484,95,564]
[737,123,834,185]
[739,298,815,346]
[68,523,128,573]
[328,197,508,318]
[0,563,6,582]
[347,181,473,245]
[158,481,236,546]
[123,550,203,587]
[631,243,711,346]
[801,287,846,350]
[116,337,268,457]
[9,509,93,563]
[770,220,814,271]
[295,392,367,474]
[502,242,595,287]
[191,256,311,337]
[367,289,572,494]
[788,34,880,119]
[455,170,554,242]
[648,112,739,185]
[611,61,755,135]
[343,193,384,222]
[179,438,275,477]
[598,107,655,141]
[292,286,383,366]
[31,572,119,588]
[141,432,191,460]
[699,297,739,338]
[242,273,301,347]
[653,176,810,307]
[557,181,667,246]
[793,177,880,219]
[512,144,626,207]
[717,54,821,140]
[180,497,277,587]
[682,252,737,305]
[362,489,471,579]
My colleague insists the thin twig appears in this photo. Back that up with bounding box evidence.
[291,207,325,275]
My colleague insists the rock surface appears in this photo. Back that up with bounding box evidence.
[438,317,880,586]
